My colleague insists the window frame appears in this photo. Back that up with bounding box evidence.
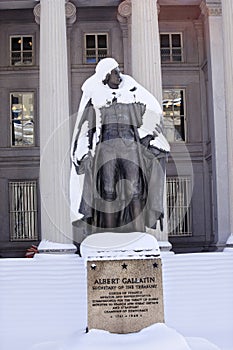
[10,35,34,66]
[84,33,109,64]
[162,88,187,143]
[166,176,192,237]
[160,32,183,63]
[10,91,35,148]
[9,180,39,242]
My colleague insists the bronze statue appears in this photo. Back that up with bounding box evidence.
[70,58,169,236]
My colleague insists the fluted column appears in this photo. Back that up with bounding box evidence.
[117,0,132,75]
[118,0,170,250]
[131,0,162,104]
[200,0,230,249]
[221,0,233,250]
[131,0,169,248]
[118,0,162,102]
[35,0,76,243]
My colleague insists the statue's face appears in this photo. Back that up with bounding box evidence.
[106,68,122,89]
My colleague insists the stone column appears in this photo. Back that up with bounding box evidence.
[118,0,171,251]
[131,0,169,249]
[200,0,230,249]
[193,20,213,246]
[118,0,162,103]
[131,0,162,104]
[34,0,76,244]
[221,0,233,251]
[117,0,132,75]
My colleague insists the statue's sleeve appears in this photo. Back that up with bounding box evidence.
[71,99,96,169]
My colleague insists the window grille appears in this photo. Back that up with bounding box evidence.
[9,181,38,241]
[10,92,35,147]
[166,177,192,236]
[84,33,108,64]
[160,33,183,62]
[162,89,186,142]
[10,36,33,66]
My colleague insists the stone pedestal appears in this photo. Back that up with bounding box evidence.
[87,258,164,334]
[81,232,164,334]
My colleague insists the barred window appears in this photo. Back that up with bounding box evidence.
[10,92,35,146]
[160,33,183,63]
[166,177,192,236]
[10,35,34,66]
[9,181,38,241]
[84,33,108,64]
[162,89,186,142]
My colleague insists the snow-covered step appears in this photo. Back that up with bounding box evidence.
[0,252,232,350]
[0,255,87,350]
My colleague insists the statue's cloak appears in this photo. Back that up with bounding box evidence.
[70,58,170,231]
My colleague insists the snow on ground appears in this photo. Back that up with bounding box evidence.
[60,323,221,350]
[0,251,232,350]
[162,252,233,350]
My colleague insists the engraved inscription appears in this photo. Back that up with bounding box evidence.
[87,259,164,334]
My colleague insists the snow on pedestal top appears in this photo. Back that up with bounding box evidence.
[80,232,160,260]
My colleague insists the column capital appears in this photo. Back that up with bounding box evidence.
[65,1,77,24]
[33,3,40,24]
[118,0,132,19]
[118,0,160,21]
[34,1,77,25]
[200,1,222,17]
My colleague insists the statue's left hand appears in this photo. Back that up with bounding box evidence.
[149,126,170,152]
[74,151,93,175]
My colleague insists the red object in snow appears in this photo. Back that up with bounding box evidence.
[25,245,38,258]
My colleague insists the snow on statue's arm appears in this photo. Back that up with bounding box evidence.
[71,96,95,172]
[132,81,170,153]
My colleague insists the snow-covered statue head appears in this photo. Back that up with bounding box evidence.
[70,58,170,241]
[95,57,119,83]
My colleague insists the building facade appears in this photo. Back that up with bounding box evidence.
[0,0,232,257]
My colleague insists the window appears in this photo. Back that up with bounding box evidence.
[10,35,33,66]
[162,89,186,142]
[84,33,108,64]
[166,177,192,236]
[9,181,38,241]
[160,33,183,62]
[10,92,35,147]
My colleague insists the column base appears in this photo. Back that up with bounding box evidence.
[223,233,233,252]
[37,240,77,255]
[158,240,173,254]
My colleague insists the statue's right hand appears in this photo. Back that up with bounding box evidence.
[73,152,92,175]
